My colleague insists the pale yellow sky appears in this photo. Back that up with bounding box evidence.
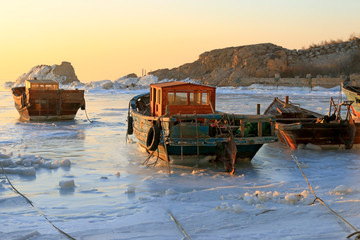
[0,0,359,82]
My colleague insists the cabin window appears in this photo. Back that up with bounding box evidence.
[190,92,201,105]
[174,92,187,105]
[156,89,161,104]
[201,92,209,104]
[168,92,175,105]
[190,91,209,105]
[168,92,187,105]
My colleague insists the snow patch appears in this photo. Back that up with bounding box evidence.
[305,143,322,151]
[216,202,243,213]
[241,190,311,206]
[330,185,353,195]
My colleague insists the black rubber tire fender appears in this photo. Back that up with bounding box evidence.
[146,125,160,151]
[127,116,133,135]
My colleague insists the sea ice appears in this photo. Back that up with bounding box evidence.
[59,179,75,188]
[165,188,176,195]
[59,159,71,167]
[305,143,322,151]
[2,167,36,176]
[331,185,353,195]
[125,186,136,194]
[284,193,303,204]
[0,159,15,167]
[0,153,10,159]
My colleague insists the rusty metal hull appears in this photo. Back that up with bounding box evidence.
[12,87,85,121]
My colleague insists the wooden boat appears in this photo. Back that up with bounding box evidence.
[263,96,358,149]
[128,81,277,170]
[342,82,360,118]
[11,79,85,121]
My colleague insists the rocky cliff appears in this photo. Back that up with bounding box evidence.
[150,38,360,87]
[14,61,81,87]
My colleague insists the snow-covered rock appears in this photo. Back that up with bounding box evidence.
[14,61,81,87]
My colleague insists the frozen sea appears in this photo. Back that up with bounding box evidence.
[1,84,360,240]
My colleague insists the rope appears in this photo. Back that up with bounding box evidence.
[0,161,76,240]
[84,107,93,123]
[142,150,156,166]
[168,210,191,240]
[280,132,360,239]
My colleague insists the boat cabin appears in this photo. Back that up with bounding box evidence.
[25,79,59,91]
[150,81,216,117]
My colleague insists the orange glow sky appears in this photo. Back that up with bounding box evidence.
[0,0,359,82]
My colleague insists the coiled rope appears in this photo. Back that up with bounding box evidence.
[280,131,360,239]
[0,161,76,240]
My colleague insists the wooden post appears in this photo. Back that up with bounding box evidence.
[195,113,200,167]
[285,96,289,104]
[258,121,263,137]
[240,120,245,137]
[257,104,261,115]
[179,114,183,162]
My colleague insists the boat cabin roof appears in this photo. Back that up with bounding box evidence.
[149,81,216,117]
[25,79,59,90]
[150,81,215,90]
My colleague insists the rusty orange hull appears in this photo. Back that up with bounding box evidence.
[12,87,85,121]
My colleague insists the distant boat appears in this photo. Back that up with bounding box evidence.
[264,96,359,149]
[11,79,85,121]
[128,81,277,171]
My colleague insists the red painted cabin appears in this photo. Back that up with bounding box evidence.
[149,81,216,117]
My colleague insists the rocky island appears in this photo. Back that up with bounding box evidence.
[12,61,82,87]
[150,37,360,88]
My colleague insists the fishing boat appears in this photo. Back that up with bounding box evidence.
[342,82,360,118]
[11,79,85,121]
[127,81,277,171]
[264,96,359,149]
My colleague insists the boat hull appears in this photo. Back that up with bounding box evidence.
[265,97,359,149]
[275,121,359,149]
[343,84,360,114]
[131,93,277,163]
[12,87,85,121]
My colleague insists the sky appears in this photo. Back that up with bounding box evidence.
[0,0,359,83]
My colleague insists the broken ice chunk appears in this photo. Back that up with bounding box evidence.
[59,179,75,189]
